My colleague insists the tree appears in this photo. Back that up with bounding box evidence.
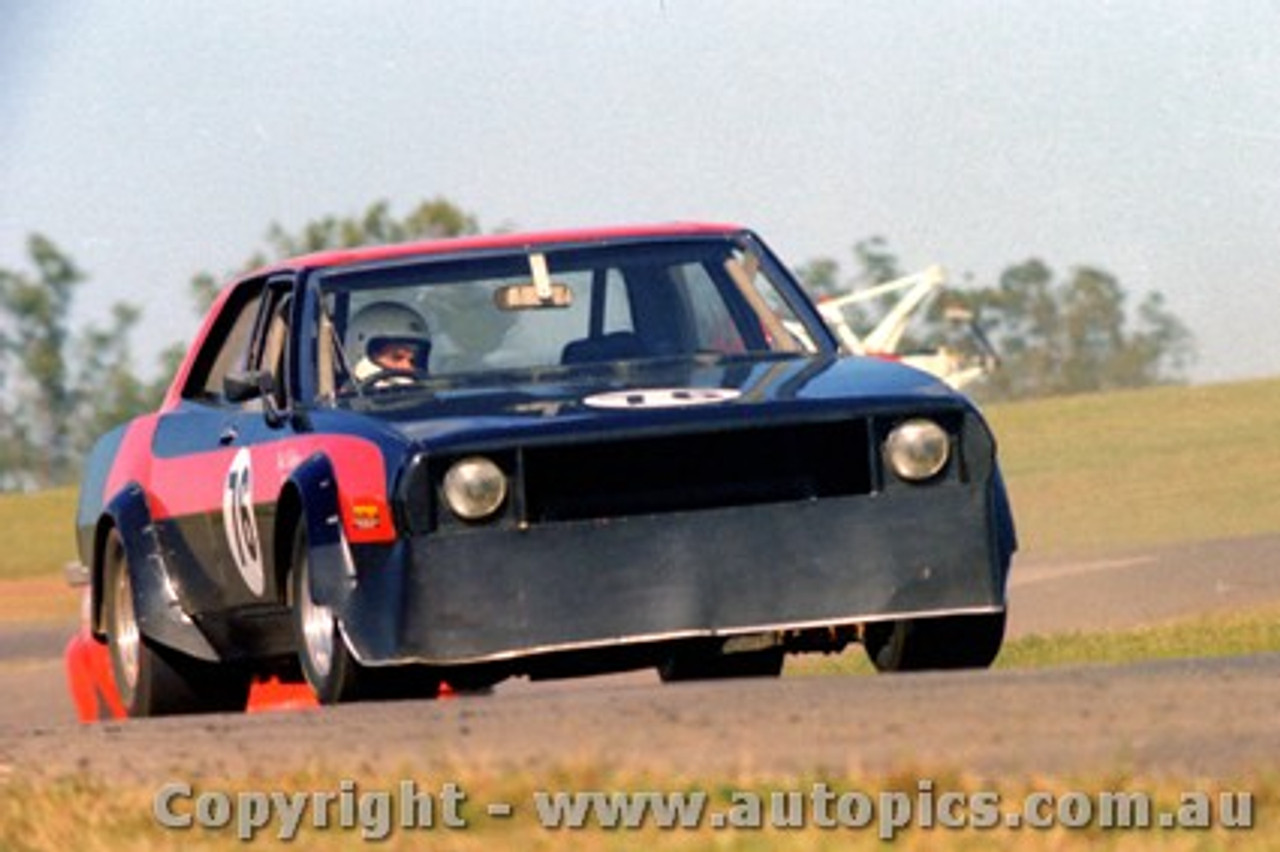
[0,197,489,491]
[187,197,507,367]
[969,260,1195,399]
[852,236,904,287]
[792,239,1196,399]
[0,236,172,489]
[0,235,85,486]
[190,197,482,314]
[794,236,908,345]
[793,257,841,301]
[73,302,172,454]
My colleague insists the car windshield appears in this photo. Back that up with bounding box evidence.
[313,235,827,401]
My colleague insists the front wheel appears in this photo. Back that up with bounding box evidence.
[864,611,1007,673]
[103,529,249,717]
[289,525,439,704]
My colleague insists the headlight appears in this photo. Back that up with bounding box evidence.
[442,456,507,521]
[884,419,951,482]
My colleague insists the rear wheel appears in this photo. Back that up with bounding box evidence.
[864,611,1006,673]
[289,524,438,703]
[103,529,249,717]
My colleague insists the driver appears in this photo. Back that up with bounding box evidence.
[346,301,432,382]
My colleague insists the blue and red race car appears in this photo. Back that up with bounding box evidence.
[73,223,1016,716]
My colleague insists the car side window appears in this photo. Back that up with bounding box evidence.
[668,261,748,354]
[600,269,634,334]
[247,285,294,409]
[181,282,266,402]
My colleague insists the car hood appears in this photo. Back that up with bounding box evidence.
[339,354,969,450]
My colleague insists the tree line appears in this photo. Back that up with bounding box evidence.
[796,236,1195,401]
[0,201,1195,490]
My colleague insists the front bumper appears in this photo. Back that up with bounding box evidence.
[338,481,1008,666]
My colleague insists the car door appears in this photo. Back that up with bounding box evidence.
[148,274,301,613]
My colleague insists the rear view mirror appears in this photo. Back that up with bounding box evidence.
[493,282,574,310]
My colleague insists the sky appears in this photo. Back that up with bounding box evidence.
[3,1,1279,385]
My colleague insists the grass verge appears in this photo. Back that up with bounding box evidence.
[788,602,1280,678]
[984,377,1280,557]
[0,765,1274,851]
[0,486,78,582]
[998,602,1280,669]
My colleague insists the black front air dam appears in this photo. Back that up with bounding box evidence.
[341,483,1005,666]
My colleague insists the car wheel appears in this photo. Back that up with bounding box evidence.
[863,610,1007,673]
[103,529,250,717]
[289,525,439,703]
[289,523,362,703]
[658,642,785,682]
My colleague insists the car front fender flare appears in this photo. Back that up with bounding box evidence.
[286,453,356,611]
[990,468,1017,599]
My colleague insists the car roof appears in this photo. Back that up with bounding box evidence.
[254,222,748,277]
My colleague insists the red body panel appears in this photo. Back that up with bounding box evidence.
[261,222,743,276]
[102,415,160,510]
[101,420,393,543]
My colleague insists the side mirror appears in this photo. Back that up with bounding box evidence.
[223,370,275,403]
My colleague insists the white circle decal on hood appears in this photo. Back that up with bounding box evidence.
[583,388,741,410]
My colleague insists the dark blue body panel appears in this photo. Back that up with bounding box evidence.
[304,355,1017,666]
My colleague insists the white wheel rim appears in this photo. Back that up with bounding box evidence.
[113,565,140,691]
[298,555,335,678]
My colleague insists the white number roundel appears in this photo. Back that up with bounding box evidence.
[582,388,741,410]
[222,447,265,595]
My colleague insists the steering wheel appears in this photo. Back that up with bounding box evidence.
[354,367,431,392]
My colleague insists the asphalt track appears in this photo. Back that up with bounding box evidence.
[1,534,1278,781]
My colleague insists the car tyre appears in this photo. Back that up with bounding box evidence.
[289,524,439,704]
[103,529,250,717]
[864,610,1006,673]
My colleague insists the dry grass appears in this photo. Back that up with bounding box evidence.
[0,486,79,582]
[0,578,81,624]
[0,765,1274,851]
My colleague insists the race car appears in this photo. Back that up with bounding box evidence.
[74,223,1017,717]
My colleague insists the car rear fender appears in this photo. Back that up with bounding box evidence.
[94,484,220,662]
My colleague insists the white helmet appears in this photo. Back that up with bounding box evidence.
[346,301,432,370]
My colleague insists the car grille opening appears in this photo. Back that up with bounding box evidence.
[520,419,871,523]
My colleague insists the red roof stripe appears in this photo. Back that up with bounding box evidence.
[255,221,744,275]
